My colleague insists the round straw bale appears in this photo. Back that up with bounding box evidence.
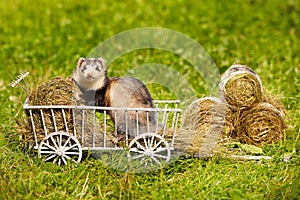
[179,97,229,157]
[223,106,239,138]
[236,102,286,146]
[27,77,75,106]
[219,64,263,110]
[262,91,286,115]
[18,77,110,147]
[26,77,75,138]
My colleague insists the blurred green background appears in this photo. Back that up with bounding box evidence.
[0,0,299,199]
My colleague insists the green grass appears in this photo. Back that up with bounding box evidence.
[0,0,299,199]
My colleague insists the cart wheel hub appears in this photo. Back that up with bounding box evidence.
[56,150,63,156]
[145,150,153,157]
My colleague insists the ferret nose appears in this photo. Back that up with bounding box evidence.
[87,73,93,78]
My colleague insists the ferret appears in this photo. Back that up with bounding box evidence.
[104,76,158,139]
[71,57,109,106]
[70,57,157,140]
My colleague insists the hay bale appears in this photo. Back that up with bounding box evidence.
[262,92,286,115]
[223,106,239,138]
[17,77,75,144]
[236,102,286,146]
[18,77,112,147]
[222,90,286,143]
[27,77,76,106]
[219,64,263,110]
[27,77,75,138]
[179,97,229,157]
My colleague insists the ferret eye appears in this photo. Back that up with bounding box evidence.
[95,66,101,71]
[81,66,87,72]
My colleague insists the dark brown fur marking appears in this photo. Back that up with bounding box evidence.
[103,77,157,137]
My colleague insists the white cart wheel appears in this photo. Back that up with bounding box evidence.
[128,132,170,171]
[38,131,82,165]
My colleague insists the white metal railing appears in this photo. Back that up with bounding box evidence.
[25,100,181,151]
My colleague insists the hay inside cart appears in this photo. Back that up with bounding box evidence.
[23,99,181,170]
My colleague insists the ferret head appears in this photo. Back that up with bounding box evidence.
[76,57,106,81]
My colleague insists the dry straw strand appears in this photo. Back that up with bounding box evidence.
[219,64,286,147]
[17,77,114,147]
[236,102,286,146]
[179,97,229,157]
[219,64,263,110]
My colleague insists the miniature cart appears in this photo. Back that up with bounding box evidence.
[23,100,181,167]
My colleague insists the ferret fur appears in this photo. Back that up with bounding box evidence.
[104,77,158,138]
[72,57,109,106]
[71,57,157,138]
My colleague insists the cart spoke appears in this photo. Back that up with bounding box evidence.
[40,150,56,155]
[44,153,57,162]
[143,136,148,149]
[63,154,72,160]
[131,154,145,160]
[63,154,78,163]
[153,140,163,150]
[149,135,155,148]
[52,157,59,164]
[140,157,148,166]
[150,156,161,165]
[42,142,57,152]
[59,133,62,147]
[153,147,168,154]
[129,148,145,155]
[64,151,80,155]
[58,158,62,166]
[135,141,146,151]
[61,156,67,165]
[55,136,61,148]
[64,143,79,151]
[152,153,168,160]
[50,135,59,149]
[62,136,71,149]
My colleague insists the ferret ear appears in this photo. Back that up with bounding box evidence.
[97,58,106,68]
[77,57,85,67]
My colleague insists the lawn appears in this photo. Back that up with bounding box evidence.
[0,0,299,199]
